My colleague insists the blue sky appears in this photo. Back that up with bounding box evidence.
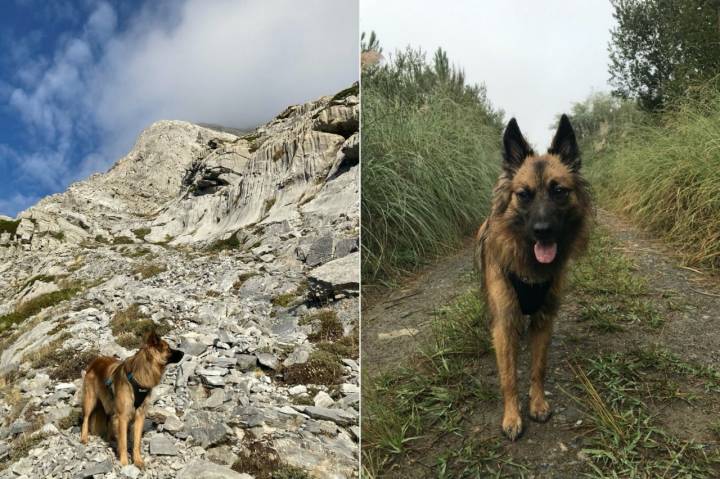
[0,0,359,217]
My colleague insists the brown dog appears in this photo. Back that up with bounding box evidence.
[80,332,184,467]
[475,115,591,440]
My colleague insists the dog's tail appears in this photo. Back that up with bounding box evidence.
[89,405,109,439]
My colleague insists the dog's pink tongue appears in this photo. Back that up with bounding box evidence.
[534,242,557,264]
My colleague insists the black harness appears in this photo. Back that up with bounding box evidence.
[507,272,552,315]
[105,371,151,409]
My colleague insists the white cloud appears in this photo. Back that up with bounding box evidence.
[5,0,359,212]
[361,0,613,150]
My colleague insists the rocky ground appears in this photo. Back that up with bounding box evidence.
[0,85,359,478]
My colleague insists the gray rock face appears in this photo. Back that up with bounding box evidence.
[0,86,359,478]
[308,251,360,299]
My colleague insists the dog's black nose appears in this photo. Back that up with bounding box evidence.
[169,348,184,364]
[533,222,552,239]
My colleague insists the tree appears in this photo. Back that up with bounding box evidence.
[608,0,720,111]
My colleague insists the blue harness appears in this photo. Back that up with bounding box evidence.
[105,371,151,409]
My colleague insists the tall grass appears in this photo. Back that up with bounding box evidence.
[362,46,503,281]
[575,86,720,271]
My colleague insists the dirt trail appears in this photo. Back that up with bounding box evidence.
[362,209,720,477]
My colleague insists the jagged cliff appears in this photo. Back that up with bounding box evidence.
[0,85,359,478]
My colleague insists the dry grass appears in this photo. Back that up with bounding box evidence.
[110,304,172,349]
[132,262,166,279]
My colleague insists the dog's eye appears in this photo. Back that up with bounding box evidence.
[551,185,569,198]
[516,189,533,201]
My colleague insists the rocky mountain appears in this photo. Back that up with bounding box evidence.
[0,84,359,478]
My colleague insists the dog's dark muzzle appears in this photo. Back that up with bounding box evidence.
[168,348,184,364]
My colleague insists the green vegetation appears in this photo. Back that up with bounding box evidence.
[0,218,20,236]
[232,439,311,479]
[209,233,241,252]
[46,348,99,381]
[566,350,720,476]
[110,304,172,349]
[301,310,343,342]
[572,86,720,272]
[362,289,511,477]
[608,0,720,111]
[132,262,166,279]
[570,228,662,332]
[283,349,344,386]
[0,283,83,333]
[113,235,134,244]
[132,227,151,240]
[362,38,503,281]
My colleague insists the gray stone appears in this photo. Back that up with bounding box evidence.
[120,465,142,478]
[149,435,178,456]
[184,411,228,448]
[288,385,307,396]
[333,237,358,259]
[301,406,357,426]
[75,460,112,478]
[314,391,334,408]
[308,252,359,298]
[305,235,333,267]
[256,352,280,371]
[206,445,238,466]
[235,354,257,370]
[177,460,252,479]
[205,388,226,408]
[283,345,311,367]
[179,338,208,356]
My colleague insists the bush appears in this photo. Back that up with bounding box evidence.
[362,45,502,280]
[579,84,720,271]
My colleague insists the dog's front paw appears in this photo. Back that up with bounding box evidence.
[501,413,524,441]
[133,457,145,469]
[529,397,552,423]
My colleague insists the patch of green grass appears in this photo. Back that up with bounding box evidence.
[300,310,343,342]
[316,332,359,360]
[124,247,151,258]
[113,236,134,244]
[264,197,276,213]
[271,282,308,308]
[46,348,99,381]
[132,227,151,241]
[25,332,71,368]
[565,350,720,477]
[571,228,664,332]
[110,304,172,349]
[361,46,503,281]
[57,408,82,430]
[362,289,511,477]
[19,274,58,291]
[232,439,310,479]
[0,283,83,333]
[94,235,108,244]
[577,84,720,271]
[132,262,166,279]
[284,350,344,386]
[209,233,241,252]
[49,231,65,241]
[0,218,20,236]
[331,82,358,102]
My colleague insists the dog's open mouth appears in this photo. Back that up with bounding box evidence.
[534,241,557,264]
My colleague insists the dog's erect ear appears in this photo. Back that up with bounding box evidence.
[503,118,534,175]
[548,114,580,171]
[144,331,161,347]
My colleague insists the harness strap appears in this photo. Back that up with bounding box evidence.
[103,366,152,408]
[507,271,552,315]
